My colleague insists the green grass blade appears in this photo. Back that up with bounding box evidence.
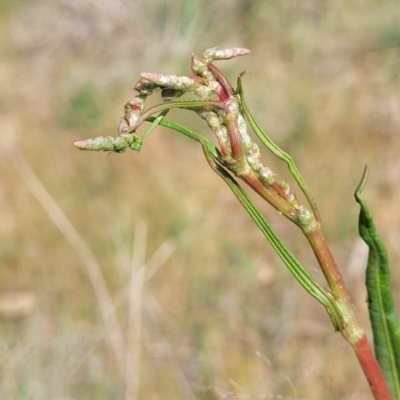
[355,167,400,398]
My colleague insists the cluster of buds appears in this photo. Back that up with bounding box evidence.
[74,47,315,230]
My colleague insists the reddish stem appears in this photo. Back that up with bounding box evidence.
[306,228,347,299]
[240,172,296,218]
[208,63,235,101]
[240,172,393,400]
[207,61,392,399]
[355,336,393,399]
[224,116,245,161]
[306,226,392,399]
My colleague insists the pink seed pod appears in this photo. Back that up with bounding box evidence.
[224,96,241,115]
[199,110,221,131]
[124,110,140,128]
[74,136,116,151]
[191,53,214,80]
[118,119,130,134]
[133,78,156,95]
[259,166,276,186]
[202,47,251,63]
[194,81,221,98]
[141,73,198,92]
[122,96,146,128]
[124,96,145,113]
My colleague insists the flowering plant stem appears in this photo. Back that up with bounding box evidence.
[74,47,397,399]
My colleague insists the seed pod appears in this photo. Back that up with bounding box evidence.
[191,53,214,80]
[259,166,276,186]
[122,96,146,128]
[118,119,130,134]
[141,73,198,92]
[74,136,119,152]
[74,133,140,153]
[245,144,262,173]
[202,47,251,63]
[193,81,221,98]
[124,110,139,128]
[124,96,145,113]
[224,96,240,115]
[133,78,156,95]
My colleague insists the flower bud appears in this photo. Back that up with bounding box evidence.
[202,47,251,63]
[141,73,198,92]
[133,78,156,95]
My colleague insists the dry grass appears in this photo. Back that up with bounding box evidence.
[1,1,400,399]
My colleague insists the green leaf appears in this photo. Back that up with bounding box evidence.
[133,98,225,131]
[236,74,319,221]
[198,136,342,331]
[146,117,342,330]
[145,117,219,158]
[141,110,170,142]
[355,166,400,398]
[144,116,342,331]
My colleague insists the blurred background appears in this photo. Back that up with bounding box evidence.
[1,1,400,399]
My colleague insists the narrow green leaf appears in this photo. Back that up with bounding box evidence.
[133,98,224,131]
[198,136,342,331]
[146,117,341,329]
[236,74,319,220]
[112,116,343,330]
[141,110,170,142]
[145,117,218,157]
[355,166,400,398]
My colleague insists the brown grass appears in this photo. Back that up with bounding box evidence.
[1,1,400,399]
